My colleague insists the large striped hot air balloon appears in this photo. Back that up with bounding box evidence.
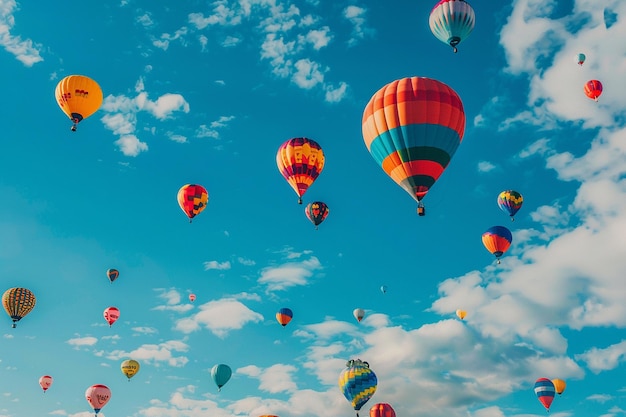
[429,0,476,53]
[497,190,523,221]
[362,77,466,215]
[534,378,556,411]
[482,226,512,264]
[55,75,103,131]
[339,359,378,417]
[177,184,209,222]
[276,137,325,204]
[2,287,36,328]
[370,403,396,417]
[305,201,329,229]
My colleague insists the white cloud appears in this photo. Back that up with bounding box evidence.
[106,340,190,367]
[0,0,43,66]
[477,161,496,173]
[292,58,325,89]
[174,298,263,337]
[343,5,372,46]
[203,260,231,270]
[115,135,149,157]
[576,340,626,373]
[196,116,235,140]
[258,254,322,291]
[66,336,98,348]
[238,364,298,393]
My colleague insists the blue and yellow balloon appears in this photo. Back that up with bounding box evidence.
[497,190,523,221]
[339,359,377,417]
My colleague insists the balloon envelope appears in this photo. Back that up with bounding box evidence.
[584,80,603,101]
[85,384,111,414]
[339,359,377,413]
[456,309,467,320]
[103,307,120,327]
[534,378,555,410]
[106,269,119,283]
[380,285,387,294]
[121,359,140,380]
[276,137,325,204]
[362,77,465,211]
[39,375,53,392]
[177,184,209,221]
[2,287,36,328]
[276,308,293,327]
[370,403,396,417]
[305,201,330,228]
[189,293,196,302]
[211,364,232,391]
[497,190,523,220]
[482,226,512,262]
[353,308,365,322]
[577,53,586,66]
[429,0,475,52]
[552,378,566,395]
[55,75,103,131]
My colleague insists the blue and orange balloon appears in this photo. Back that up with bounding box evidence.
[362,77,465,215]
[305,201,329,229]
[276,138,325,204]
[276,308,293,327]
[177,184,209,222]
[497,190,523,221]
[534,378,556,411]
[429,0,476,53]
[339,359,377,417]
[482,226,512,264]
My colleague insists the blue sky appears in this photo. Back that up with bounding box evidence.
[1,0,625,417]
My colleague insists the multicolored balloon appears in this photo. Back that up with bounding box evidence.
[39,375,53,393]
[85,384,111,416]
[497,190,523,221]
[339,359,378,416]
[2,287,36,328]
[584,80,603,101]
[177,184,209,222]
[55,75,103,131]
[211,364,232,392]
[362,77,465,215]
[189,293,196,302]
[456,309,467,320]
[534,378,556,411]
[482,226,512,264]
[576,53,586,66]
[552,378,566,395]
[370,403,396,417]
[276,308,293,327]
[276,137,325,204]
[305,201,329,229]
[103,307,120,327]
[121,359,140,381]
[353,308,365,322]
[429,0,476,53]
[106,268,119,283]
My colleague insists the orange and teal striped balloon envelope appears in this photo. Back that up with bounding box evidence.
[339,359,377,415]
[482,226,512,262]
[276,138,325,204]
[2,287,36,328]
[177,184,209,222]
[362,77,465,210]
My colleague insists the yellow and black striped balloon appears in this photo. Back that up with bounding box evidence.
[2,287,36,328]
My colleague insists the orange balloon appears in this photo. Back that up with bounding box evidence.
[55,75,103,131]
[584,80,603,101]
[177,184,209,222]
[370,403,396,417]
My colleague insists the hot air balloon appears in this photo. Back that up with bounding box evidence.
[534,378,556,411]
[482,226,512,264]
[39,375,53,393]
[429,0,476,53]
[576,53,586,66]
[2,287,36,328]
[339,359,377,417]
[211,364,232,392]
[121,359,140,381]
[380,286,387,294]
[177,184,209,222]
[362,77,465,215]
[353,308,365,322]
[276,137,325,204]
[497,190,523,221]
[55,75,103,131]
[584,80,603,102]
[370,403,396,417]
[85,384,111,416]
[189,293,196,302]
[456,309,467,320]
[276,308,293,327]
[305,201,329,229]
[103,307,120,327]
[552,378,566,395]
[106,268,119,283]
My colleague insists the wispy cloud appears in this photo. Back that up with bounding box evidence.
[105,340,190,367]
[203,260,232,270]
[258,251,322,291]
[343,5,373,46]
[174,298,263,337]
[67,336,98,348]
[0,0,43,66]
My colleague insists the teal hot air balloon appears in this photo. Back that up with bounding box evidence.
[339,359,377,417]
[211,364,232,392]
[497,190,523,221]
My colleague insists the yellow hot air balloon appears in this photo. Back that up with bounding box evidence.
[121,359,140,381]
[55,75,103,131]
[456,309,467,320]
[2,287,36,328]
[552,378,566,395]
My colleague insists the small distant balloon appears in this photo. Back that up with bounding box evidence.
[456,309,467,320]
[584,80,603,102]
[121,359,140,381]
[103,307,120,327]
[211,364,232,392]
[177,184,209,222]
[2,287,36,328]
[353,308,365,322]
[39,375,53,393]
[552,378,566,395]
[189,293,196,302]
[497,190,523,221]
[107,269,119,283]
[380,285,387,294]
[305,201,330,229]
[429,0,476,53]
[85,384,111,416]
[276,308,293,327]
[482,226,512,264]
[576,53,586,66]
